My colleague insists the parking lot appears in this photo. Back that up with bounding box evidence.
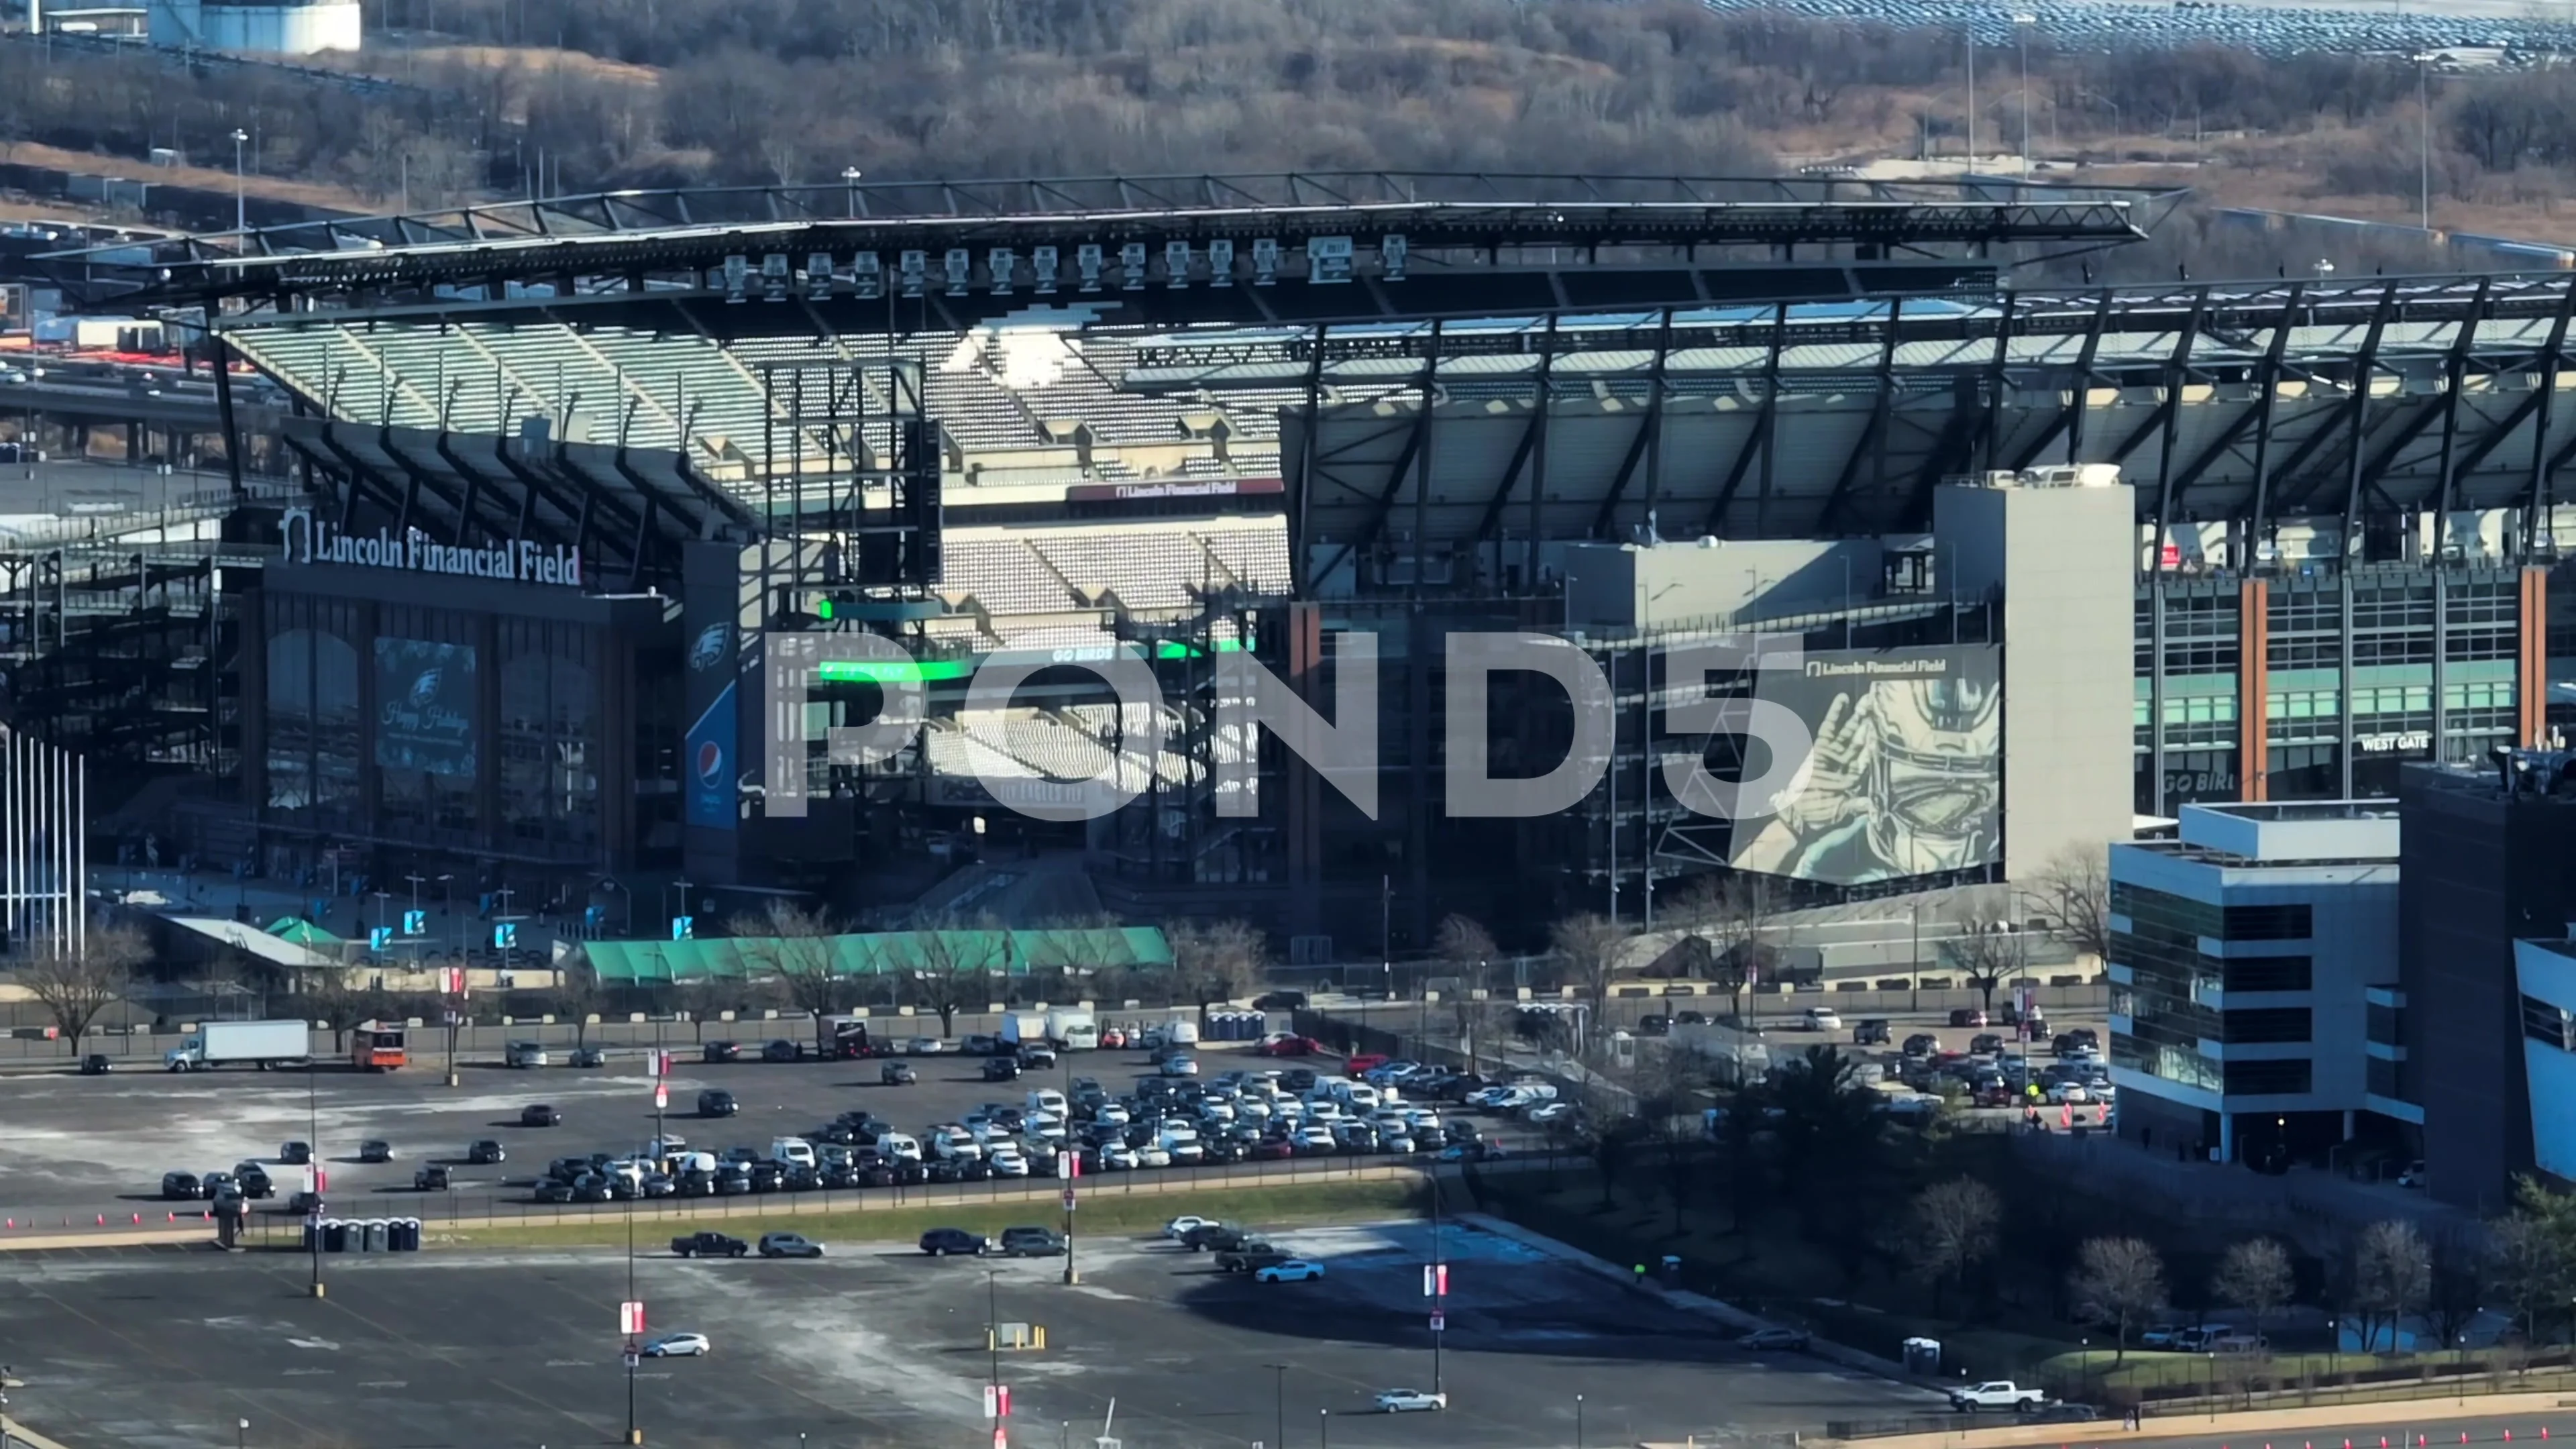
[0,1218,1941,1448]
[0,1040,1542,1222]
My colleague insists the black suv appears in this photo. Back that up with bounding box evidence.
[981,1057,1023,1082]
[467,1139,506,1164]
[520,1104,563,1127]
[919,1227,989,1256]
[1218,1242,1292,1274]
[703,1041,741,1063]
[762,1039,803,1063]
[998,1226,1066,1257]
[697,1089,739,1118]
[160,1171,203,1200]
[1852,1019,1892,1046]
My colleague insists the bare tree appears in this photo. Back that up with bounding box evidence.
[1907,1177,2003,1316]
[17,925,148,1054]
[1167,919,1266,1027]
[2068,1236,2167,1362]
[2486,1213,2567,1348]
[2351,1219,2432,1355]
[735,899,845,1020]
[1705,874,1778,1016]
[1949,908,2024,1019]
[301,972,385,1054]
[1435,913,1499,1062]
[2031,848,2112,964]
[2211,1237,2296,1348]
[551,962,606,1046]
[1551,912,1627,1038]
[903,916,1006,1036]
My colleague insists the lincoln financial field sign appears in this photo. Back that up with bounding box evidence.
[279,508,586,587]
[757,631,2004,862]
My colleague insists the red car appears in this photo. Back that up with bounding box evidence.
[1252,1138,1297,1160]
[1344,1053,1391,1077]
[1258,1034,1320,1058]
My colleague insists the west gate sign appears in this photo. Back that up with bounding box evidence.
[280,507,585,587]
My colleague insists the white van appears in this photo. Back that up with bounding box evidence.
[930,1126,982,1161]
[873,1131,923,1162]
[1157,1122,1205,1163]
[1333,1080,1383,1111]
[769,1137,816,1170]
[1026,1087,1069,1116]
[671,1150,718,1177]
[1165,1020,1201,1047]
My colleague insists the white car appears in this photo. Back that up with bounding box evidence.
[1295,1124,1337,1151]
[1159,1055,1200,1077]
[904,1037,947,1055]
[1164,1216,1214,1239]
[1099,1144,1140,1171]
[1375,1390,1447,1413]
[1527,1101,1578,1126]
[641,1332,711,1358]
[987,1146,1031,1177]
[1093,1103,1133,1127]
[1136,1145,1174,1168]
[1024,1112,1068,1141]
[2045,1081,2094,1105]
[1256,1259,1328,1283]
[1803,1007,1843,1031]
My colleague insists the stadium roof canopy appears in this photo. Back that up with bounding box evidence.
[1212,272,2576,586]
[584,925,1174,984]
[40,171,2169,324]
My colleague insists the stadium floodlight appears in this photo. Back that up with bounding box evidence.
[943,248,972,297]
[852,252,883,300]
[1032,244,1060,296]
[1208,239,1235,287]
[1119,241,1149,291]
[1251,238,1280,286]
[1076,244,1104,293]
[989,248,1017,297]
[806,252,833,303]
[840,165,863,218]
[721,254,749,305]
[760,253,791,303]
[1165,239,1192,290]
[898,250,928,299]
[1381,234,1409,282]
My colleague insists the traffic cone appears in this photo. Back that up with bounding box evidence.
[94,1214,103,1226]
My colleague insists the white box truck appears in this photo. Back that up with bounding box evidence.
[1000,1012,1050,1051]
[164,1020,311,1072]
[1045,1009,1099,1050]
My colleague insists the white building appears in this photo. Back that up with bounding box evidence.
[144,0,360,54]
[2104,800,2410,1167]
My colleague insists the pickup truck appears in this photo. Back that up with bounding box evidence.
[1947,1382,2045,1413]
[670,1230,749,1258]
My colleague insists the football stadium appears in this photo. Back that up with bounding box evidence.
[28,172,2576,950]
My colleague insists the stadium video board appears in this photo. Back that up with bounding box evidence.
[374,637,478,778]
[1727,646,2000,885]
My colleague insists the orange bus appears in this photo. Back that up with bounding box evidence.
[352,1023,409,1072]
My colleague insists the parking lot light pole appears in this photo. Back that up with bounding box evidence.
[1265,1363,1287,1449]
[236,1419,248,1449]
[1574,1393,1585,1449]
[1318,1409,1329,1449]
[307,1056,324,1299]
[625,1197,640,1445]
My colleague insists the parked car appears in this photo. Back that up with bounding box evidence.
[520,1104,563,1127]
[697,1090,739,1118]
[999,1226,1067,1257]
[160,1171,203,1200]
[414,1165,452,1191]
[2399,1160,2429,1188]
[1739,1327,1811,1352]
[982,1056,1024,1082]
[1254,1259,1328,1283]
[1802,1007,1843,1031]
[1851,1019,1892,1045]
[672,1231,749,1258]
[569,1046,606,1068]
[467,1139,506,1164]
[1947,1381,2045,1413]
[1374,1390,1448,1413]
[920,1228,990,1256]
[78,1053,111,1075]
[758,1232,824,1258]
[1948,1008,1988,1028]
[1902,1033,1939,1058]
[881,1061,918,1085]
[1252,990,1308,1011]
[640,1332,711,1358]
[762,1039,804,1063]
[703,1042,741,1063]
[278,1141,313,1165]
[358,1140,394,1163]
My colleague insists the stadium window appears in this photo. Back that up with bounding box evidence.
[2220,1059,2314,1095]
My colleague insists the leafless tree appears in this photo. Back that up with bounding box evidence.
[16,925,148,1054]
[299,972,386,1054]
[904,916,1006,1036]
[1703,874,1778,1014]
[1167,919,1267,1027]
[1435,914,1499,1061]
[2032,847,2113,963]
[2211,1237,2296,1348]
[1552,912,1627,1040]
[1949,907,2025,1019]
[735,899,845,1020]
[1907,1177,2003,1316]
[2351,1219,2432,1355]
[2068,1236,2167,1362]
[551,962,606,1046]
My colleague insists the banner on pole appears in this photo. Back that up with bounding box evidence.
[620,1300,646,1334]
